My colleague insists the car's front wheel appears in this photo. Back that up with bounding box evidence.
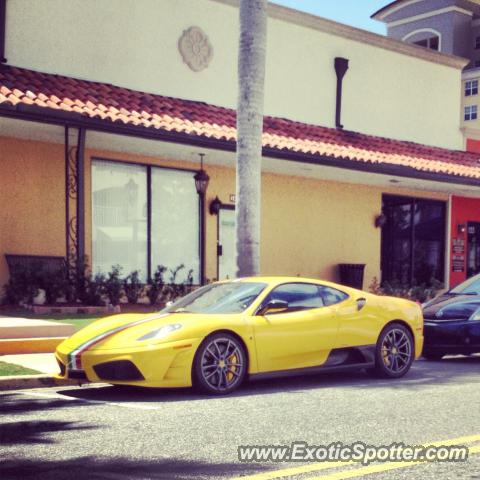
[373,323,414,378]
[192,333,247,395]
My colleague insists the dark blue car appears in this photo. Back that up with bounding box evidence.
[422,274,480,360]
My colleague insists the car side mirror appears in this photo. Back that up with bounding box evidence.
[258,300,289,316]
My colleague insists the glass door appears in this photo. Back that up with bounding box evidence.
[218,208,236,280]
[381,195,446,286]
[467,222,480,278]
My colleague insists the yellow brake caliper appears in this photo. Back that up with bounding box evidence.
[382,345,391,367]
[227,353,238,382]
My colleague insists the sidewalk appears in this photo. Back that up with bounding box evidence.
[1,353,59,374]
[0,352,82,390]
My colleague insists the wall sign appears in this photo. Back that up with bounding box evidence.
[452,238,465,255]
[452,254,465,273]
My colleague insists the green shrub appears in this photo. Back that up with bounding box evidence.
[3,256,196,308]
[123,270,143,304]
[39,268,68,305]
[147,265,167,305]
[83,272,106,306]
[104,265,123,306]
[3,266,39,305]
[369,277,443,303]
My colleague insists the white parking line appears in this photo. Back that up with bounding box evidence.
[15,389,164,410]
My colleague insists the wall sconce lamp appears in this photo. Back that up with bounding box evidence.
[457,223,466,235]
[194,153,209,197]
[375,213,387,228]
[209,196,222,215]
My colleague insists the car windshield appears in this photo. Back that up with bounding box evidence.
[449,274,480,295]
[162,282,267,314]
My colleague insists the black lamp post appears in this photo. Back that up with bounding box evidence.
[195,153,209,285]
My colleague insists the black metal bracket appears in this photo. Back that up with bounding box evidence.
[0,0,7,64]
[334,57,349,129]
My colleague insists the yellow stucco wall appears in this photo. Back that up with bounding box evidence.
[0,137,66,290]
[5,0,465,149]
[0,135,449,296]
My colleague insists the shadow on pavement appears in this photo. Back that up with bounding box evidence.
[0,393,84,415]
[0,420,97,445]
[58,355,480,404]
[0,393,98,446]
[0,456,266,480]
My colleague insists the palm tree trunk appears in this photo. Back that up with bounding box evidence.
[236,0,268,277]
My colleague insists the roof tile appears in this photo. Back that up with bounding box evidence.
[1,65,480,179]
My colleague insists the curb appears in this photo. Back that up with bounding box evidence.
[0,337,66,354]
[0,374,84,391]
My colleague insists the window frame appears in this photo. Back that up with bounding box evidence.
[318,285,350,307]
[258,282,349,314]
[465,80,479,97]
[412,36,440,51]
[380,194,446,287]
[91,158,201,282]
[465,105,478,121]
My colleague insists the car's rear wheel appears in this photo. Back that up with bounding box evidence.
[422,351,445,361]
[193,333,247,395]
[373,323,414,378]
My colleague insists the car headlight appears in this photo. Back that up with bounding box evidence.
[137,323,183,341]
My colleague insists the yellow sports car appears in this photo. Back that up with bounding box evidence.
[56,277,423,395]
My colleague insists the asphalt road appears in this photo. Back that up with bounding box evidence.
[1,357,479,480]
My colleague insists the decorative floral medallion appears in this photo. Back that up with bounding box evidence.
[178,26,213,72]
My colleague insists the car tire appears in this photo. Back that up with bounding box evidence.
[422,352,444,361]
[192,333,247,395]
[373,323,414,378]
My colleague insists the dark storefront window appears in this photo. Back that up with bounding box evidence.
[381,195,446,286]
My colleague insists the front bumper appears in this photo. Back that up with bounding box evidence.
[55,337,202,388]
[423,319,480,354]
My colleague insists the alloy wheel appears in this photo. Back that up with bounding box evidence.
[380,328,412,374]
[199,337,245,393]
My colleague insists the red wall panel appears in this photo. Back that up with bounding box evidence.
[450,196,480,287]
[466,138,480,153]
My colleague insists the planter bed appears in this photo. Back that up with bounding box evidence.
[30,305,118,315]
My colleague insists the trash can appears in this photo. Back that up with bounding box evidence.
[338,263,366,290]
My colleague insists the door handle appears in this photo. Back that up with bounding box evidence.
[217,244,223,256]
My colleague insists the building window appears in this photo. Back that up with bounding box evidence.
[381,195,446,287]
[475,60,480,68]
[151,168,200,283]
[413,36,439,51]
[92,159,200,283]
[476,36,480,50]
[465,80,479,96]
[465,105,478,121]
[92,161,148,280]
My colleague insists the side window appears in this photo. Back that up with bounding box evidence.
[266,283,324,310]
[318,286,349,306]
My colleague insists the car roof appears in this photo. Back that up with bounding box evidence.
[222,276,354,292]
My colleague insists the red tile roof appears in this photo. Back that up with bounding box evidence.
[1,65,480,181]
